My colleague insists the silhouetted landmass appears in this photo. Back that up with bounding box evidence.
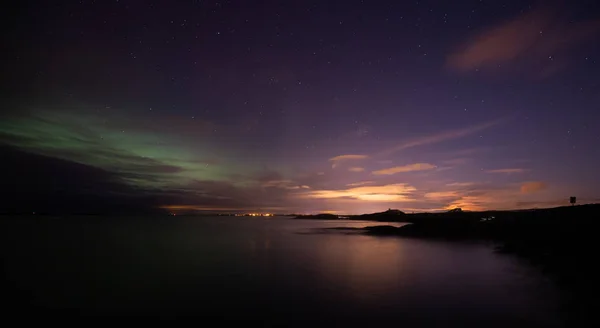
[295,213,340,220]
[295,208,406,221]
[358,208,406,220]
[313,204,599,326]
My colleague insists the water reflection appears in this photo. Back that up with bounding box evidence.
[0,217,563,326]
[287,220,562,325]
[316,234,406,303]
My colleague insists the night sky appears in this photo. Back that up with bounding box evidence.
[2,0,600,214]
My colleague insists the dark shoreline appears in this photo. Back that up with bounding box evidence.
[303,204,599,326]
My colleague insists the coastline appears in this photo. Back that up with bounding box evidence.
[299,204,599,326]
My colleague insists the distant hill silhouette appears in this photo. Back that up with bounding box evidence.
[295,208,406,221]
[294,213,340,220]
[358,208,406,221]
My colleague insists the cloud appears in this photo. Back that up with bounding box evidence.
[446,182,477,187]
[379,119,504,156]
[0,145,163,214]
[297,183,417,202]
[261,179,310,190]
[486,168,529,174]
[329,154,368,161]
[520,181,548,194]
[0,113,300,214]
[372,163,436,175]
[261,179,294,188]
[447,5,600,76]
[435,158,470,172]
[430,187,518,211]
[423,181,549,211]
[348,167,365,172]
[161,177,300,211]
[291,185,311,190]
[329,154,368,168]
[424,191,461,200]
[347,181,375,187]
[0,110,236,192]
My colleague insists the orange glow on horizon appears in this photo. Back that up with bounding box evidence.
[297,183,417,202]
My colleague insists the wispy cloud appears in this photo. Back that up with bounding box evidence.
[520,181,547,194]
[329,154,368,168]
[428,187,516,211]
[348,167,365,172]
[423,181,553,211]
[329,154,368,162]
[486,168,529,174]
[424,191,461,200]
[347,181,375,187]
[446,182,477,187]
[261,179,293,188]
[289,185,311,190]
[262,179,310,190]
[447,5,600,76]
[297,183,417,202]
[372,163,436,175]
[379,119,504,156]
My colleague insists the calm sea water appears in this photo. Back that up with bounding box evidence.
[1,216,562,326]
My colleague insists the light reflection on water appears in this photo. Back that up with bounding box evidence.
[1,216,562,326]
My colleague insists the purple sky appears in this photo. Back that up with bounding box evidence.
[2,0,600,214]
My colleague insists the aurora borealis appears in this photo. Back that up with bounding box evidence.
[2,0,600,214]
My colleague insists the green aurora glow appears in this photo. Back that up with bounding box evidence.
[0,109,253,190]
